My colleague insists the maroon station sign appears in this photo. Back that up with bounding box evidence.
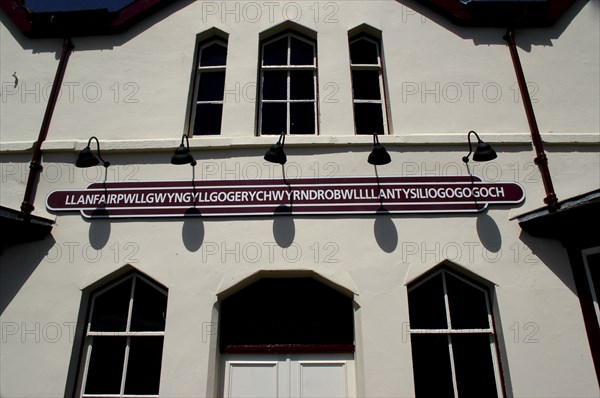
[46,175,525,219]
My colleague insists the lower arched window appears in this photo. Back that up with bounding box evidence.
[407,267,504,397]
[76,272,168,397]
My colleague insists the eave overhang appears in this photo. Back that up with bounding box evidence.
[412,0,578,27]
[0,0,179,38]
[517,190,600,247]
[0,206,54,252]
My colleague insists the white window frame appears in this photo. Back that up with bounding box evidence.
[582,246,600,328]
[190,38,227,135]
[349,35,389,135]
[258,32,318,135]
[408,269,504,397]
[76,273,168,398]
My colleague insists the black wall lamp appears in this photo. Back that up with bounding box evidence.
[264,133,287,165]
[368,133,391,166]
[76,136,110,168]
[462,130,497,163]
[171,135,197,166]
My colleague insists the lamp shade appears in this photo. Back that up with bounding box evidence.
[368,144,391,166]
[171,144,196,165]
[264,142,287,165]
[472,140,497,162]
[75,146,100,168]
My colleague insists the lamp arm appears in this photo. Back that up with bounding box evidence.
[462,130,480,163]
[279,132,286,147]
[90,136,110,168]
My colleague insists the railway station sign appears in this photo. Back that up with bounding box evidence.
[46,175,525,219]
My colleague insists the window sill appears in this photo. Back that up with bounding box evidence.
[0,133,597,153]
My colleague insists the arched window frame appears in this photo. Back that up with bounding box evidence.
[258,30,318,135]
[407,267,505,397]
[75,272,168,398]
[189,37,228,135]
[349,33,389,135]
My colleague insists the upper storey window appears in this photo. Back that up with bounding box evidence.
[349,34,388,135]
[259,31,318,135]
[191,38,227,135]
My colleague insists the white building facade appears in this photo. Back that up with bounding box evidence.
[1,0,599,397]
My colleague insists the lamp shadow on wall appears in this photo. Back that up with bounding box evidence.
[374,207,398,253]
[87,207,111,250]
[182,207,204,252]
[476,212,502,253]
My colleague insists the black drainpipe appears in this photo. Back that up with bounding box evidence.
[20,38,74,218]
[504,29,559,212]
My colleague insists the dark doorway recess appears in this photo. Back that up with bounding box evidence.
[219,278,354,354]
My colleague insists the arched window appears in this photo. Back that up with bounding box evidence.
[190,37,228,135]
[220,277,353,353]
[258,31,318,135]
[77,272,168,397]
[407,267,504,397]
[349,34,389,135]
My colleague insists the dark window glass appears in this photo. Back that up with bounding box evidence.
[411,334,455,397]
[353,103,384,135]
[261,103,287,135]
[193,104,223,135]
[452,334,498,397]
[352,70,381,100]
[586,252,599,296]
[124,337,165,395]
[197,71,225,101]
[220,278,353,350]
[84,337,127,394]
[446,273,490,329]
[130,279,167,332]
[263,71,287,100]
[90,278,132,332]
[290,71,315,100]
[290,103,315,134]
[263,37,288,65]
[350,39,378,65]
[408,274,448,329]
[290,37,314,65]
[200,43,227,67]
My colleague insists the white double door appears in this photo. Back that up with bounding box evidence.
[222,353,356,398]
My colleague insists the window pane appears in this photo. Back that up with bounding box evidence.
[124,337,164,395]
[290,71,314,100]
[452,334,499,397]
[90,278,132,332]
[200,42,227,67]
[220,278,353,349]
[352,70,381,100]
[197,71,225,101]
[263,71,287,100]
[290,102,315,134]
[353,103,384,135]
[586,252,599,298]
[193,104,223,135]
[261,103,287,135]
[130,278,167,332]
[350,38,379,65]
[290,37,314,65]
[408,273,448,329]
[411,334,455,397]
[84,337,127,394]
[263,37,288,65]
[446,273,490,329]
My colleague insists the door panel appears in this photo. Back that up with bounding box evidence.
[222,354,355,398]
[225,361,282,398]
